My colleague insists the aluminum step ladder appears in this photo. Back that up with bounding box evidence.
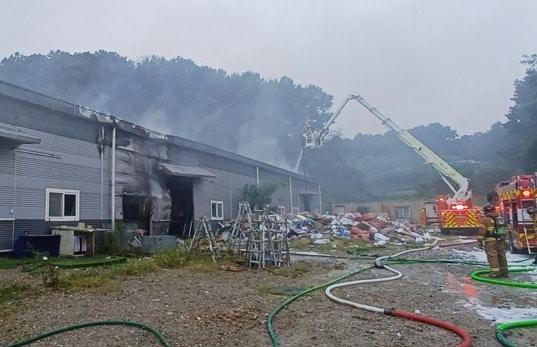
[187,217,218,263]
[229,201,253,254]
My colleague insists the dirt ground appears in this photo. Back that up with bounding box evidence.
[1,246,536,347]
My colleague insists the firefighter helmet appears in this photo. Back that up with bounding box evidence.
[483,204,495,214]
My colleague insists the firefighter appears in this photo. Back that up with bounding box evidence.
[478,204,508,278]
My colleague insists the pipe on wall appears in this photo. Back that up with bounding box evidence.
[100,126,105,223]
[288,176,293,211]
[111,126,116,231]
[228,175,233,219]
[256,166,260,186]
[318,184,322,213]
[11,142,17,248]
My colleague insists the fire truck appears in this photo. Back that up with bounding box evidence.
[301,94,480,234]
[495,174,537,254]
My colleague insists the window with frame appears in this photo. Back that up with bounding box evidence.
[211,200,224,220]
[45,188,80,221]
[395,206,412,219]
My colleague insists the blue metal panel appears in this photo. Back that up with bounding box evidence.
[0,220,14,250]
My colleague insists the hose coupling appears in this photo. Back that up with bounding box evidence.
[374,260,385,268]
[383,308,396,316]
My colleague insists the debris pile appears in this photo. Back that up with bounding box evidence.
[214,207,435,264]
[284,211,434,247]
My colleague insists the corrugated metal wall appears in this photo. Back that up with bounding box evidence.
[191,168,256,220]
[0,113,111,249]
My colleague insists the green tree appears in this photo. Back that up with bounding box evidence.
[242,183,278,209]
[503,54,537,171]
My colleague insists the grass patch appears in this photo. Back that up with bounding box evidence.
[290,237,374,254]
[1,255,126,270]
[0,258,34,269]
[58,258,158,291]
[0,283,35,305]
[183,259,219,273]
[57,251,217,291]
[325,239,371,252]
[50,256,126,268]
[289,238,311,250]
[0,283,43,318]
[109,258,160,276]
[3,248,219,296]
[60,268,115,291]
[345,240,376,254]
[269,262,312,278]
[153,247,188,268]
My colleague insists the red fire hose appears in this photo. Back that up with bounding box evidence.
[391,309,473,347]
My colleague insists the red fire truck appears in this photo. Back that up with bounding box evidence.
[495,174,537,254]
[436,195,480,233]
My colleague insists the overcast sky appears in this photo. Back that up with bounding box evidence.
[1,0,536,136]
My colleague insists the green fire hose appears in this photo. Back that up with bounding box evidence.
[4,320,172,347]
[496,319,537,347]
[470,267,537,289]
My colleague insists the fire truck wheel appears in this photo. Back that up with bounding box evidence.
[508,232,524,254]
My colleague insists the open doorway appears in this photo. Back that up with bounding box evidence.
[302,196,311,212]
[122,194,152,230]
[167,177,194,237]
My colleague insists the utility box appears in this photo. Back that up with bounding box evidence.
[52,225,95,257]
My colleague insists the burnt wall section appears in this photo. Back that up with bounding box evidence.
[115,133,171,234]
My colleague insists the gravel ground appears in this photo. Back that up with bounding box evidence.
[1,246,536,347]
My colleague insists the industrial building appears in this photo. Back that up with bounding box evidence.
[0,80,320,252]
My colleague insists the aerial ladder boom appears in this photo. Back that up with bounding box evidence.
[304,94,471,203]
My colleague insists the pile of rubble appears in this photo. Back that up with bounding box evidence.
[286,211,434,247]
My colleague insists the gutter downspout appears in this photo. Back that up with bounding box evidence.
[100,126,104,223]
[111,126,116,231]
[11,144,17,249]
[228,176,233,219]
[256,166,260,187]
[318,184,322,213]
[288,176,293,212]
